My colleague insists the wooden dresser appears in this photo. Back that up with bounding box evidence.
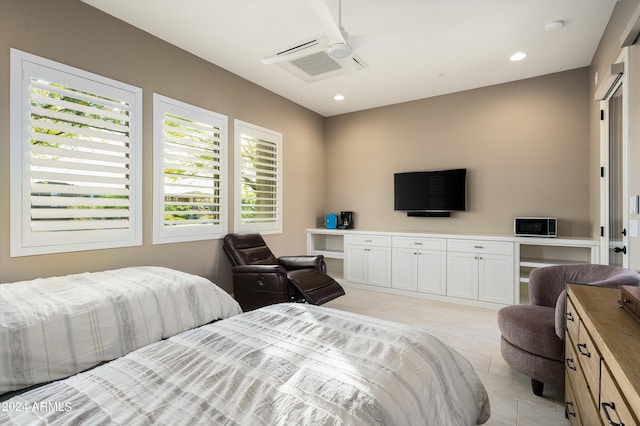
[565,284,640,425]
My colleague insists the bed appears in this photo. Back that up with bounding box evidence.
[1,266,490,425]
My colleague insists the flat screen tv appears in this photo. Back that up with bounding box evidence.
[394,168,467,216]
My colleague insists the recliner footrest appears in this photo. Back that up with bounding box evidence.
[287,269,345,305]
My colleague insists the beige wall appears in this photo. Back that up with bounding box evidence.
[588,0,640,269]
[0,0,326,290]
[2,0,639,288]
[324,68,591,237]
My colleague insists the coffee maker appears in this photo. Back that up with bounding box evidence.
[338,211,354,229]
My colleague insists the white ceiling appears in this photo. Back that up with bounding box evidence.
[82,0,616,117]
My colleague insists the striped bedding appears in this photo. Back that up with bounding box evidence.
[1,303,490,425]
[0,266,242,394]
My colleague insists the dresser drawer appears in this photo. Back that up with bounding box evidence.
[345,235,391,247]
[565,336,600,426]
[392,236,446,251]
[564,373,582,426]
[600,362,639,426]
[446,239,513,255]
[620,286,639,316]
[565,296,579,343]
[575,323,601,405]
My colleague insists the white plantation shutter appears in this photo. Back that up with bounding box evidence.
[10,49,142,256]
[153,95,228,244]
[234,120,282,234]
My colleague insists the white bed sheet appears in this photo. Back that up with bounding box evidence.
[0,266,242,393]
[1,303,490,425]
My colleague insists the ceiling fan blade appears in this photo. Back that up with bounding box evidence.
[349,30,430,52]
[262,45,328,65]
[337,57,360,83]
[309,0,347,46]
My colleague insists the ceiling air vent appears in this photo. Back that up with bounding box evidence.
[265,34,368,83]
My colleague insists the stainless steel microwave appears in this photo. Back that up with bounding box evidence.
[514,217,557,237]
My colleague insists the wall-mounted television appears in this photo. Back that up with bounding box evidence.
[394,168,467,217]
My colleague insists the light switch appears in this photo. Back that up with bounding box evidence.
[631,195,640,215]
[631,220,639,238]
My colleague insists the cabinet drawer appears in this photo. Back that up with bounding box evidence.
[447,239,513,255]
[600,362,639,426]
[392,236,446,251]
[565,336,600,426]
[566,296,579,343]
[575,323,601,405]
[564,371,582,426]
[620,286,639,316]
[345,235,391,247]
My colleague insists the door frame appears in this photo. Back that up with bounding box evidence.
[600,49,630,266]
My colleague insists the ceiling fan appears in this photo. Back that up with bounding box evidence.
[261,0,411,82]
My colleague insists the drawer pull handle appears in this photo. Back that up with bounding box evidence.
[565,401,576,418]
[601,401,624,426]
[577,343,591,358]
[414,242,423,245]
[474,245,484,249]
[258,276,265,286]
[364,240,372,242]
[565,357,576,371]
[565,312,574,322]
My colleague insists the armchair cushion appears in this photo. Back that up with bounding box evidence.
[279,255,325,271]
[498,304,563,362]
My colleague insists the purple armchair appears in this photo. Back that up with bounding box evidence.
[497,264,640,396]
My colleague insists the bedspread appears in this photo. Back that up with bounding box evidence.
[0,266,242,393]
[1,303,490,425]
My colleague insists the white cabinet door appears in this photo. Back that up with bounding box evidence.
[478,253,514,304]
[446,251,478,300]
[417,250,447,295]
[392,248,418,291]
[345,246,368,284]
[367,246,392,287]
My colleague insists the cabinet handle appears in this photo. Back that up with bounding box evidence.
[414,242,423,245]
[474,245,484,249]
[565,312,574,322]
[565,401,576,418]
[601,402,624,426]
[364,240,372,243]
[577,343,591,358]
[565,357,576,371]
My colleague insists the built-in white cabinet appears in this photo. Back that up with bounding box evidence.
[344,234,392,288]
[446,239,514,304]
[306,228,599,308]
[392,236,446,294]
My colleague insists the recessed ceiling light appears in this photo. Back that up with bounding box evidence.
[510,52,527,61]
[334,94,345,101]
[545,20,564,32]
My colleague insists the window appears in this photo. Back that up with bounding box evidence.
[10,49,142,256]
[234,120,282,234]
[153,95,228,244]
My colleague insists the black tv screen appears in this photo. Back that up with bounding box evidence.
[394,169,467,212]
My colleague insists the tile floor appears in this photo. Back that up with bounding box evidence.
[324,287,569,426]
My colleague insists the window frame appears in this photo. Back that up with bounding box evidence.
[152,94,228,244]
[10,48,143,257]
[233,120,283,235]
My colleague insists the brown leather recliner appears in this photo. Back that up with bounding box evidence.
[223,233,345,311]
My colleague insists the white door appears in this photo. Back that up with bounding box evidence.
[446,252,478,300]
[392,248,418,291]
[600,52,629,267]
[367,246,392,287]
[478,254,514,304]
[417,250,447,295]
[344,246,367,284]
